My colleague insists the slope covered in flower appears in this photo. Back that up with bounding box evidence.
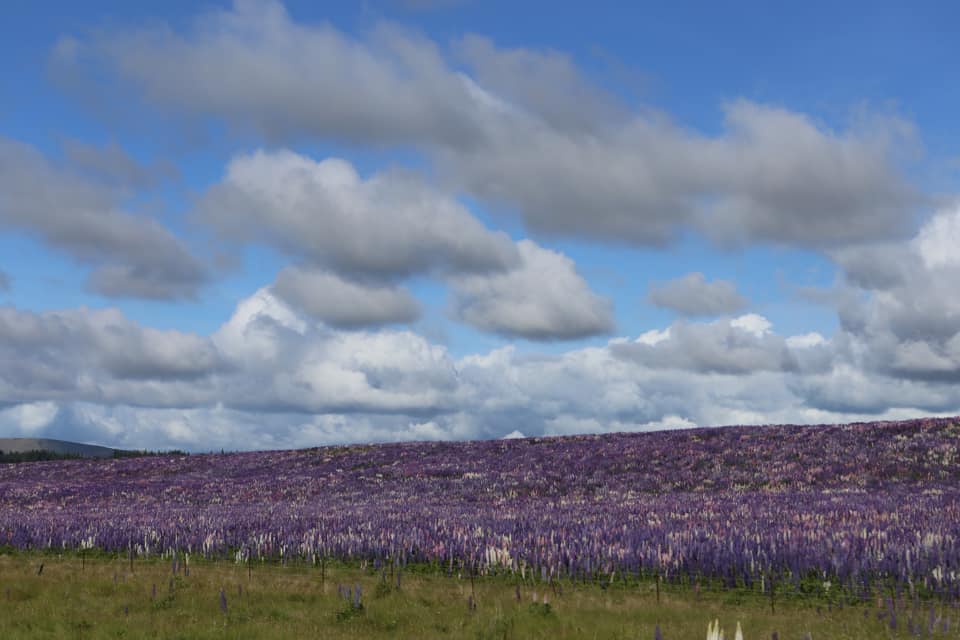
[2,416,959,598]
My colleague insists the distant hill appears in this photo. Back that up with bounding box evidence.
[0,438,119,459]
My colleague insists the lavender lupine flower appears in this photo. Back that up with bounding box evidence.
[219,588,227,614]
[3,415,960,607]
[353,584,362,609]
[654,623,663,640]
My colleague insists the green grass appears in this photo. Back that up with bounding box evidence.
[0,552,944,638]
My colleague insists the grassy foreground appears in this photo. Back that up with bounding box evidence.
[0,553,937,639]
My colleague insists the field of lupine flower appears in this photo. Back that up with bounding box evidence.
[2,415,960,638]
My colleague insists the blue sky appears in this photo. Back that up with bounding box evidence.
[1,0,959,450]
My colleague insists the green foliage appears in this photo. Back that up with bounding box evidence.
[0,552,929,639]
[335,602,365,622]
[0,448,190,464]
[0,450,82,464]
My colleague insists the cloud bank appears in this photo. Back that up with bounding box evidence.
[0,0,949,451]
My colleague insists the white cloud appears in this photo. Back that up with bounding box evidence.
[0,402,59,434]
[786,332,827,349]
[730,313,773,338]
[635,328,671,346]
[648,272,749,316]
[3,287,959,450]
[0,138,207,299]
[822,203,960,383]
[272,266,419,329]
[199,149,518,279]
[913,202,960,269]
[614,315,804,375]
[62,2,921,252]
[449,240,614,340]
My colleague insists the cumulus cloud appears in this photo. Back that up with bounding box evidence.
[819,204,960,384]
[612,314,831,375]
[272,266,419,329]
[648,272,749,316]
[0,306,224,409]
[210,288,459,415]
[449,240,614,340]
[0,138,207,299]
[453,34,625,133]
[0,402,59,434]
[59,0,920,252]
[693,102,919,249]
[3,287,959,450]
[55,1,484,148]
[62,138,177,188]
[199,149,518,279]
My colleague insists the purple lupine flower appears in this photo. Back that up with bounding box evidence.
[219,588,228,614]
[654,623,663,640]
[353,584,361,609]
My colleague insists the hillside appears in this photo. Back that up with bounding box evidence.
[0,437,118,459]
[1,416,959,597]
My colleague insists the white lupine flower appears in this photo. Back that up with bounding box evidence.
[707,619,725,640]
